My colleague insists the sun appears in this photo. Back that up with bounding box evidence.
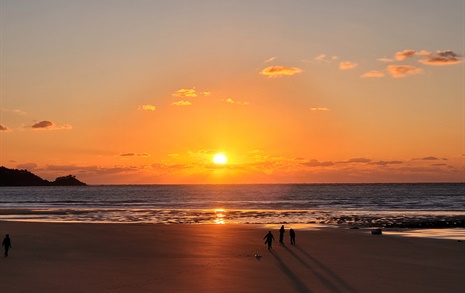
[213,153,228,164]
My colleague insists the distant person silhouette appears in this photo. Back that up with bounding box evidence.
[279,225,285,243]
[290,228,296,245]
[263,231,275,249]
[2,234,11,257]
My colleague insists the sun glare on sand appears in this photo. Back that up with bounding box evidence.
[213,153,228,164]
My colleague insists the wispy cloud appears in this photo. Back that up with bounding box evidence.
[172,100,192,106]
[31,120,72,130]
[172,88,198,98]
[360,70,385,78]
[264,56,277,63]
[138,104,155,111]
[1,108,26,115]
[221,98,249,105]
[338,158,372,164]
[370,160,403,166]
[339,61,358,70]
[387,65,422,78]
[310,107,330,111]
[377,57,394,63]
[0,124,9,131]
[260,65,302,77]
[301,159,335,167]
[314,54,338,62]
[118,153,151,157]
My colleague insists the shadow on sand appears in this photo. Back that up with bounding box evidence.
[291,244,357,293]
[269,248,313,293]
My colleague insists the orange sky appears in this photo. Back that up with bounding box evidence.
[1,1,464,184]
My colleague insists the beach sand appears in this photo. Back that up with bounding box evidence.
[0,222,464,293]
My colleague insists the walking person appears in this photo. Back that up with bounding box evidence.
[2,234,11,257]
[279,225,285,243]
[263,231,275,249]
[290,228,296,245]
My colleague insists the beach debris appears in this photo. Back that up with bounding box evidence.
[371,228,382,235]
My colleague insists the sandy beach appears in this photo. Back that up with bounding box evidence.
[0,222,464,293]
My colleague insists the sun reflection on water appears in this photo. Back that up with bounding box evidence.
[214,209,226,224]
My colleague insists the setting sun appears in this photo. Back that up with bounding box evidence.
[213,153,228,165]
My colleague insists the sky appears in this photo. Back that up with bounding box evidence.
[0,0,464,184]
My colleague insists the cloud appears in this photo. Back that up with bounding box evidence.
[31,120,72,130]
[392,49,462,66]
[172,88,198,98]
[16,163,38,170]
[44,164,139,176]
[151,162,191,172]
[339,61,358,70]
[260,66,302,77]
[419,50,462,66]
[310,107,330,111]
[202,91,212,96]
[172,100,192,106]
[314,55,338,62]
[138,105,155,111]
[415,156,440,161]
[221,98,249,105]
[264,56,277,63]
[301,159,335,167]
[348,158,371,163]
[338,158,372,164]
[377,57,393,63]
[0,124,9,131]
[2,108,26,115]
[32,121,54,129]
[395,49,418,61]
[361,70,385,78]
[370,160,403,166]
[118,153,150,157]
[387,65,422,78]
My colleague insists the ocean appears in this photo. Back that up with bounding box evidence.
[0,183,464,229]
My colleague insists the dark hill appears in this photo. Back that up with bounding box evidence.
[0,166,86,186]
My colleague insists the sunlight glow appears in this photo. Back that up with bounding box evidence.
[213,153,228,165]
[214,209,226,224]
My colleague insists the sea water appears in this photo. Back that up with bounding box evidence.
[0,184,463,229]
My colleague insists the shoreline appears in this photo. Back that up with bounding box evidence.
[1,218,465,241]
[0,222,464,293]
[1,207,464,228]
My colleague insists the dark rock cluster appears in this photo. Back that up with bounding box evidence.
[0,166,86,186]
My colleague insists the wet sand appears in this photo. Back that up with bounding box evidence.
[0,222,464,293]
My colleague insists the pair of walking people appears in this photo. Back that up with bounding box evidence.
[263,225,296,249]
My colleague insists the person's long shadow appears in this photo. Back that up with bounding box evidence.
[292,244,357,293]
[283,245,343,293]
[269,248,313,293]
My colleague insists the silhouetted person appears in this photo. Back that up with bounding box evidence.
[290,228,296,245]
[2,234,11,257]
[263,231,275,249]
[279,225,285,243]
